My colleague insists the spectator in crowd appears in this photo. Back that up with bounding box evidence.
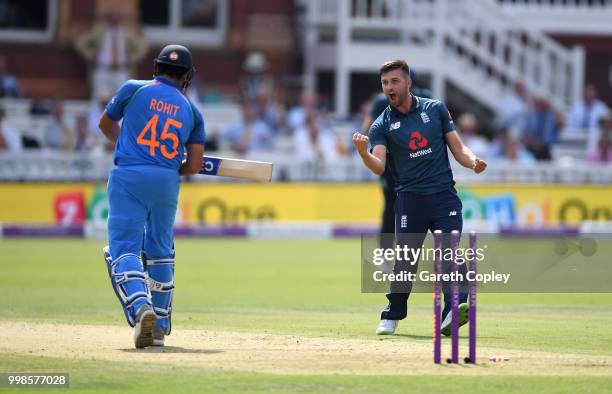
[87,88,116,151]
[0,56,23,98]
[409,67,432,99]
[496,80,529,133]
[252,84,282,133]
[294,112,345,163]
[75,10,148,98]
[0,127,5,151]
[567,84,609,152]
[44,101,74,151]
[588,112,612,163]
[185,74,205,104]
[0,107,22,152]
[287,90,318,133]
[239,52,284,132]
[488,130,535,163]
[223,103,274,155]
[240,52,275,103]
[521,96,558,160]
[74,115,93,152]
[87,89,112,134]
[457,112,489,158]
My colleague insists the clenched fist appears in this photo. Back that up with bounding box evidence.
[352,132,369,156]
[472,157,487,174]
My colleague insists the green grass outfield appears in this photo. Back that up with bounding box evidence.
[1,238,612,393]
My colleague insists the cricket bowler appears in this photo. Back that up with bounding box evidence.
[98,44,205,348]
[362,69,432,251]
[352,60,487,336]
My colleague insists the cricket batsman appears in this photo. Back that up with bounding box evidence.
[98,44,205,348]
[352,60,487,336]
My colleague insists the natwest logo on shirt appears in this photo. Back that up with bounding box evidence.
[408,131,428,150]
[408,130,433,159]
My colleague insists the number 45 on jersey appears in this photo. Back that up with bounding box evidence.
[137,114,181,159]
[136,113,273,182]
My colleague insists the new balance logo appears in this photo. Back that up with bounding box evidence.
[449,211,457,216]
[420,112,430,123]
[389,121,400,131]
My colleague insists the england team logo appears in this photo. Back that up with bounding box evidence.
[420,112,430,123]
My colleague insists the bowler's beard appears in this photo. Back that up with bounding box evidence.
[389,85,409,109]
[396,89,407,107]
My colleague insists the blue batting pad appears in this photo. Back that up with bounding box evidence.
[103,246,151,327]
[144,252,175,334]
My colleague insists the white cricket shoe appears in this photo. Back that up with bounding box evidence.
[133,304,156,348]
[376,319,398,335]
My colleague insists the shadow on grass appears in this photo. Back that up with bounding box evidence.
[392,334,432,340]
[121,346,223,354]
[393,334,506,340]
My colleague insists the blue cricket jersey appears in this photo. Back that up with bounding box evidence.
[106,76,205,170]
[369,95,456,194]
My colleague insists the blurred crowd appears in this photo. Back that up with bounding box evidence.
[0,8,143,155]
[0,49,353,164]
[224,70,609,166]
[1,43,610,165]
[0,85,115,154]
[216,52,350,163]
[475,81,611,164]
[1,2,611,169]
[0,0,353,163]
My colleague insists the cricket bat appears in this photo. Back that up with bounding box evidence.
[198,156,273,182]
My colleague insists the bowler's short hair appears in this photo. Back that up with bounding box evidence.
[379,60,410,78]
